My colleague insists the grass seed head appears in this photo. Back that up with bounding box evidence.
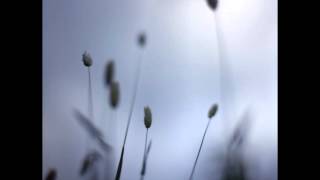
[207,0,218,11]
[110,81,120,108]
[138,32,147,48]
[105,60,115,87]
[82,51,93,67]
[208,103,218,119]
[144,106,152,128]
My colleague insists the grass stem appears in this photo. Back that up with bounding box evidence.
[140,129,149,180]
[115,50,144,180]
[189,119,212,180]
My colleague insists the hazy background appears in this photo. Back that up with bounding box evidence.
[43,0,277,179]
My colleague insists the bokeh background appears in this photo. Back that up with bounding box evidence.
[43,0,277,179]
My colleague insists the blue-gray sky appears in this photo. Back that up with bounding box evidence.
[43,0,277,179]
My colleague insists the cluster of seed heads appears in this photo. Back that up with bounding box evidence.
[102,59,120,109]
[47,3,228,179]
[81,51,120,109]
[104,60,120,109]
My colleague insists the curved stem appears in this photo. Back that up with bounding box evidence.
[189,119,212,180]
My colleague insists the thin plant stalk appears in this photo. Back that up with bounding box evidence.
[189,118,212,180]
[140,129,149,180]
[143,129,149,161]
[88,67,94,123]
[123,51,144,146]
[115,49,144,180]
[213,10,234,134]
[103,109,116,180]
[87,67,95,150]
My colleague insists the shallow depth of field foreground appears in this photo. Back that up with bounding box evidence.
[43,0,277,180]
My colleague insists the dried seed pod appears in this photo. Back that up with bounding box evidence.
[45,168,57,180]
[207,0,218,11]
[138,32,146,48]
[144,106,152,128]
[110,81,120,108]
[82,51,93,67]
[105,60,115,87]
[208,104,218,119]
[80,151,102,176]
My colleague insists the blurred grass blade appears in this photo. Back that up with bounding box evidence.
[115,145,125,180]
[141,140,152,176]
[229,110,251,149]
[74,109,112,152]
[147,141,152,154]
[74,109,102,138]
[97,137,113,153]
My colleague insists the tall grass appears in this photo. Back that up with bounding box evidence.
[140,106,152,180]
[189,104,218,180]
[115,32,147,180]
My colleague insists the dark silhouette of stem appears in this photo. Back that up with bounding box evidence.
[143,129,149,163]
[124,53,143,145]
[115,51,144,180]
[115,145,125,180]
[140,129,149,180]
[189,119,212,180]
